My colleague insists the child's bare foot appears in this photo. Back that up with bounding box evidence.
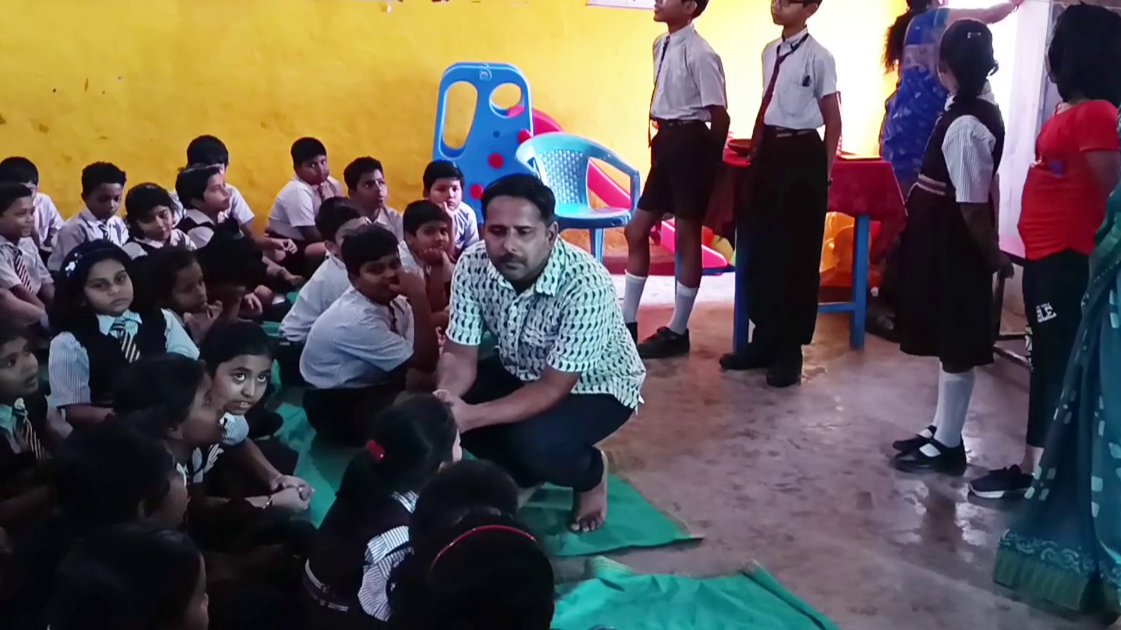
[570,450,608,533]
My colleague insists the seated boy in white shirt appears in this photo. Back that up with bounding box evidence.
[299,226,439,444]
[399,200,454,328]
[0,183,53,328]
[0,157,64,264]
[267,137,344,275]
[48,162,129,273]
[344,156,403,240]
[173,135,298,262]
[277,199,370,383]
[422,160,479,259]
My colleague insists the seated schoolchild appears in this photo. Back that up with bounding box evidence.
[305,395,460,627]
[174,134,298,261]
[48,162,129,273]
[133,248,223,344]
[345,156,404,239]
[0,421,188,630]
[399,200,454,327]
[352,459,516,625]
[121,182,194,259]
[201,322,310,485]
[0,157,64,263]
[267,137,344,274]
[279,198,369,345]
[385,509,554,630]
[48,242,198,426]
[0,323,60,539]
[299,226,440,443]
[422,160,479,259]
[194,236,275,322]
[114,354,313,630]
[0,182,53,328]
[46,524,209,630]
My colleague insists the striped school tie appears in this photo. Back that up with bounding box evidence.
[6,244,32,291]
[12,399,47,463]
[110,321,141,363]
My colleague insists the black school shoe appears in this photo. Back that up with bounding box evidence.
[892,439,967,475]
[969,465,1033,499]
[766,348,803,388]
[719,344,774,371]
[637,327,690,359]
[891,425,935,453]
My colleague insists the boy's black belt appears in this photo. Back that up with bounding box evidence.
[652,118,707,128]
[764,126,819,139]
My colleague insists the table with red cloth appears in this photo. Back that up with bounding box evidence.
[706,148,906,353]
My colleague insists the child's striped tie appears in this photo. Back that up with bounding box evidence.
[13,400,47,462]
[6,245,32,291]
[110,321,141,363]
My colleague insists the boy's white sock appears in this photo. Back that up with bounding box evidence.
[920,368,975,456]
[622,272,647,324]
[668,282,699,335]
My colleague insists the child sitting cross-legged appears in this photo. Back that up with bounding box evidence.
[0,182,53,329]
[423,160,478,260]
[345,156,403,239]
[121,182,194,259]
[133,248,223,344]
[48,162,129,273]
[304,395,460,628]
[0,323,60,540]
[114,355,313,630]
[267,137,345,274]
[48,241,198,426]
[0,157,64,264]
[299,225,440,444]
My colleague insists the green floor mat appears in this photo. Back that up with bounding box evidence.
[274,402,700,557]
[275,402,354,526]
[554,557,837,630]
[520,478,700,558]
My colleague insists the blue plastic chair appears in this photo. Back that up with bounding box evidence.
[515,133,639,262]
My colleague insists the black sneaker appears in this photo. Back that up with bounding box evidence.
[626,322,638,344]
[891,425,935,453]
[892,439,967,475]
[637,327,690,359]
[765,348,802,388]
[969,465,1033,499]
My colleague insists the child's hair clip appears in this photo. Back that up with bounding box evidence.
[366,439,386,463]
[63,259,80,278]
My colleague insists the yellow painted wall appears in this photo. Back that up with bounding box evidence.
[0,0,903,224]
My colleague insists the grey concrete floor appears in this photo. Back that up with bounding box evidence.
[604,277,1101,629]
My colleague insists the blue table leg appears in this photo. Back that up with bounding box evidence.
[850,215,870,350]
[733,226,751,354]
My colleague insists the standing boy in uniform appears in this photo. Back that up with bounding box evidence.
[720,0,841,388]
[623,0,729,359]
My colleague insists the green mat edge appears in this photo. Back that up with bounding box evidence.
[604,450,705,547]
[745,562,840,630]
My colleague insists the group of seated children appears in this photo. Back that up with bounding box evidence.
[0,134,560,629]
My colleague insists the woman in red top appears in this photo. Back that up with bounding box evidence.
[969,7,1121,499]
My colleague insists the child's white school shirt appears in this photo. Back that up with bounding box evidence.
[760,28,838,131]
[942,83,1000,204]
[121,229,196,259]
[278,254,350,344]
[0,237,52,295]
[373,207,404,241]
[170,184,256,229]
[299,287,413,390]
[650,23,727,122]
[267,176,344,240]
[449,202,479,255]
[33,193,65,254]
[48,209,130,273]
[356,491,418,619]
[48,309,199,409]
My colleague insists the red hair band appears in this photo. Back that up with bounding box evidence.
[428,525,537,576]
[366,440,386,463]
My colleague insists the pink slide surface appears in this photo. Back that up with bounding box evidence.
[528,109,729,270]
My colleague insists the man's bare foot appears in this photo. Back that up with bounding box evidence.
[570,450,608,533]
